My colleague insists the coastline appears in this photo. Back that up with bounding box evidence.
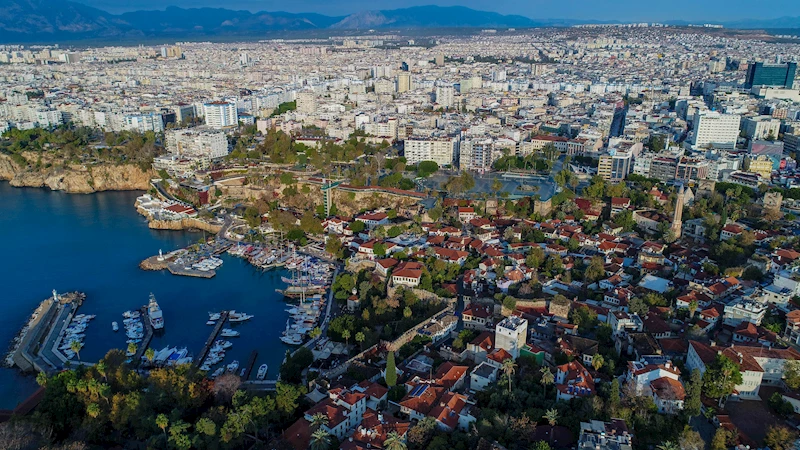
[0,154,153,194]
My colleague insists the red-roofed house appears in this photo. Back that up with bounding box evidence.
[555,361,595,401]
[391,261,424,287]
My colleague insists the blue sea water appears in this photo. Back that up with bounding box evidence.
[0,182,292,409]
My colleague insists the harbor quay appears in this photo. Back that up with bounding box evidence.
[10,291,88,375]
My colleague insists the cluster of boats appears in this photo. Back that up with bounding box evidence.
[228,243,290,269]
[190,256,223,272]
[147,346,193,367]
[280,294,325,345]
[58,313,94,360]
[205,311,253,326]
[276,255,334,299]
[199,339,233,373]
[121,311,145,355]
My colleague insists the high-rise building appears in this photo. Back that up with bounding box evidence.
[435,53,445,66]
[404,137,456,166]
[435,85,455,109]
[295,91,317,114]
[495,316,528,359]
[742,116,781,140]
[745,62,797,89]
[460,138,493,172]
[202,102,238,128]
[597,149,632,182]
[397,73,412,93]
[165,128,229,160]
[691,111,740,149]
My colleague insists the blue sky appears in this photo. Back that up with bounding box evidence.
[75,0,800,21]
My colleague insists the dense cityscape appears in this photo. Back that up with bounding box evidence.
[3,22,800,450]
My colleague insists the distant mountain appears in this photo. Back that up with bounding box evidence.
[1,1,797,43]
[330,6,540,29]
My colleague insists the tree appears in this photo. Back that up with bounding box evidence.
[350,221,366,234]
[540,367,554,398]
[765,425,797,450]
[711,427,731,450]
[342,329,351,346]
[145,348,155,365]
[355,331,365,350]
[584,256,606,283]
[628,297,649,317]
[591,354,605,372]
[543,409,559,444]
[86,402,100,419]
[70,340,83,362]
[36,371,48,387]
[783,360,800,389]
[384,431,407,450]
[385,352,397,387]
[684,369,702,417]
[608,378,620,409]
[127,342,137,358]
[407,417,436,448]
[310,413,329,431]
[678,426,705,450]
[501,359,517,394]
[530,442,552,450]
[702,354,743,403]
[156,414,169,440]
[656,442,679,450]
[310,429,331,450]
[213,373,242,404]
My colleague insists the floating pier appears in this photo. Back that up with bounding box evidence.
[196,311,229,366]
[131,306,154,364]
[242,350,258,381]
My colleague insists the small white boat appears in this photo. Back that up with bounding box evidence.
[257,364,268,380]
[220,329,239,337]
[240,368,246,377]
[209,312,221,321]
[211,367,225,378]
[112,321,119,332]
[206,320,216,325]
[227,360,239,372]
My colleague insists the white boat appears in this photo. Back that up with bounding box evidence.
[206,320,216,325]
[240,368,246,377]
[208,312,221,321]
[227,360,239,372]
[148,293,164,330]
[228,311,253,322]
[123,310,140,319]
[112,321,119,332]
[257,364,268,380]
[200,363,212,371]
[211,367,225,378]
[280,334,303,345]
[214,340,233,349]
[220,329,239,337]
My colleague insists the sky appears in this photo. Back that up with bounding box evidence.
[74,0,800,22]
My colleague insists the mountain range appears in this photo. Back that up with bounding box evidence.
[1,0,798,43]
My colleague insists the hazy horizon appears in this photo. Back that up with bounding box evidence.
[70,0,800,23]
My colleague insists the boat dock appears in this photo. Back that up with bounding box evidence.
[242,350,258,380]
[167,264,216,278]
[196,311,229,365]
[132,306,154,364]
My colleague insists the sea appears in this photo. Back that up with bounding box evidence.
[0,182,293,409]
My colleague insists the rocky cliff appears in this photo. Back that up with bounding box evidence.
[148,218,222,234]
[0,154,153,193]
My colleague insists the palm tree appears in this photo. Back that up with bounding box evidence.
[140,347,152,362]
[591,354,605,372]
[342,329,351,346]
[355,331,365,350]
[501,359,517,394]
[309,429,330,450]
[384,431,407,450]
[86,403,101,419]
[36,371,48,387]
[540,367,554,398]
[95,361,107,381]
[543,409,559,444]
[127,342,137,357]
[156,413,169,440]
[657,442,680,450]
[309,327,322,339]
[70,340,83,362]
[310,413,329,431]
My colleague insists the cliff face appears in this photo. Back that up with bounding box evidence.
[0,154,153,193]
[148,218,222,234]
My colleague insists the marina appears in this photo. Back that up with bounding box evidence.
[0,185,302,408]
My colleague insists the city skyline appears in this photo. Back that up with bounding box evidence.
[72,0,800,23]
